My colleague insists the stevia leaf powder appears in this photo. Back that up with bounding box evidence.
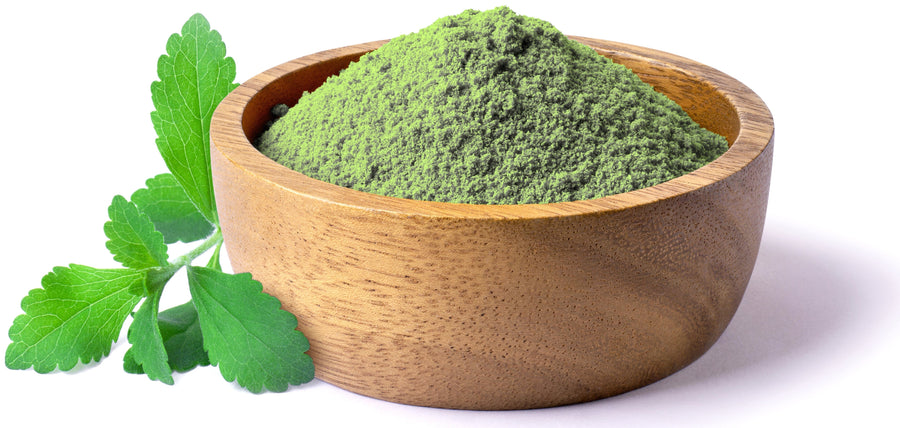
[257,6,729,205]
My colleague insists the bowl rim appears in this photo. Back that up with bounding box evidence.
[211,37,774,219]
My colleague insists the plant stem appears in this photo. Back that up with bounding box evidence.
[147,229,223,294]
[171,228,223,269]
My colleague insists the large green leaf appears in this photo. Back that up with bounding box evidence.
[151,13,238,225]
[6,265,145,372]
[187,266,314,392]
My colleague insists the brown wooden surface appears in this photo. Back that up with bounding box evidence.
[209,37,774,409]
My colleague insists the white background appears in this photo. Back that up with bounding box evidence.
[2,1,898,426]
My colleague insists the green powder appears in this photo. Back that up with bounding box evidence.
[257,6,728,204]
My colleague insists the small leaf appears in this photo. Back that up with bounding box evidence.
[123,348,144,374]
[124,300,209,375]
[151,13,238,225]
[187,266,314,392]
[6,265,145,372]
[131,173,214,244]
[205,241,223,271]
[125,288,174,384]
[105,195,169,269]
[158,301,210,372]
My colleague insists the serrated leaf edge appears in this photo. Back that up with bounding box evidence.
[150,12,238,226]
[130,173,214,245]
[104,195,169,269]
[186,266,314,393]
[126,289,175,385]
[5,265,145,372]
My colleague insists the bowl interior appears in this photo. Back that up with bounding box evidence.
[219,37,772,218]
[241,49,371,144]
[241,39,742,150]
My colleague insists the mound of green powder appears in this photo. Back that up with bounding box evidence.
[257,6,728,204]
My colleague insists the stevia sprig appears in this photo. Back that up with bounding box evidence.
[5,13,315,393]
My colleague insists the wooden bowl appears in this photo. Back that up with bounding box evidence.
[209,37,774,409]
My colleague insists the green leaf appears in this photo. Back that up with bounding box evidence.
[6,265,145,372]
[151,13,238,225]
[158,301,210,372]
[104,195,169,269]
[187,266,314,392]
[123,347,144,374]
[131,173,214,244]
[206,240,223,271]
[125,301,210,374]
[124,288,174,384]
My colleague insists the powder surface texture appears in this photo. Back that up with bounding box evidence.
[257,6,729,204]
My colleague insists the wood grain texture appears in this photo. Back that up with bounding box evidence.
[209,37,774,409]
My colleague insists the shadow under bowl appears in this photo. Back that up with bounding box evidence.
[209,37,774,410]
